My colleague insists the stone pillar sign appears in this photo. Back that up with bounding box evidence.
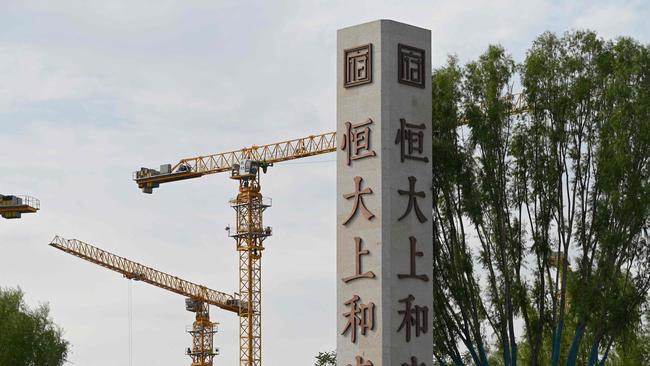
[337,20,433,366]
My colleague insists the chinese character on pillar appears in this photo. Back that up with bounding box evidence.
[397,236,429,282]
[397,176,427,223]
[344,44,373,88]
[397,294,429,342]
[402,356,426,366]
[343,176,375,225]
[395,118,428,163]
[348,356,374,366]
[341,118,377,166]
[343,237,376,283]
[398,44,425,88]
[341,295,376,343]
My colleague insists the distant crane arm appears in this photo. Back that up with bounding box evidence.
[134,131,336,193]
[49,235,241,314]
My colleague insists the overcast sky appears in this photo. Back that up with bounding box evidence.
[1,1,649,365]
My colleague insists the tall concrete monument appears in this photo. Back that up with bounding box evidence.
[337,20,433,366]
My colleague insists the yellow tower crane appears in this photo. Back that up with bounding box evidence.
[49,235,243,366]
[133,132,336,366]
[0,194,40,219]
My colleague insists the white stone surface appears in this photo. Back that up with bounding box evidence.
[337,20,433,366]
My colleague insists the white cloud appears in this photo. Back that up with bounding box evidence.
[574,0,647,40]
[0,47,99,110]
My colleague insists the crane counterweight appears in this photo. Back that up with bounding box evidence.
[0,194,40,219]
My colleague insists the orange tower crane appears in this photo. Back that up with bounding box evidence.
[49,235,243,366]
[133,132,336,366]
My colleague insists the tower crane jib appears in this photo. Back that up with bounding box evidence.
[49,235,242,366]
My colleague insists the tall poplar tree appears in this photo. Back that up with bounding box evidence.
[431,31,650,366]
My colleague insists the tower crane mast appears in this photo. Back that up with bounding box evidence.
[50,235,241,366]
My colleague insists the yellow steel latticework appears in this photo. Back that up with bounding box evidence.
[229,168,270,366]
[132,92,527,366]
[49,235,240,366]
[134,132,337,193]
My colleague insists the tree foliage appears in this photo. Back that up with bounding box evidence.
[0,287,69,366]
[431,30,650,366]
[315,351,336,366]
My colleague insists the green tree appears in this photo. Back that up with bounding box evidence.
[0,287,69,366]
[607,303,650,365]
[431,30,650,366]
[315,351,336,366]
[431,54,493,366]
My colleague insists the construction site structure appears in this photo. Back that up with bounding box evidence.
[0,194,40,219]
[133,132,336,193]
[228,161,271,366]
[131,92,528,366]
[134,132,336,366]
[49,235,242,366]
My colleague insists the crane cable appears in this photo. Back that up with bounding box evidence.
[128,280,133,366]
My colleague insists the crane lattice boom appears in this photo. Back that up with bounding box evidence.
[134,131,336,192]
[49,235,241,314]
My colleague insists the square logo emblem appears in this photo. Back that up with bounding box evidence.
[344,44,373,88]
[398,44,425,88]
